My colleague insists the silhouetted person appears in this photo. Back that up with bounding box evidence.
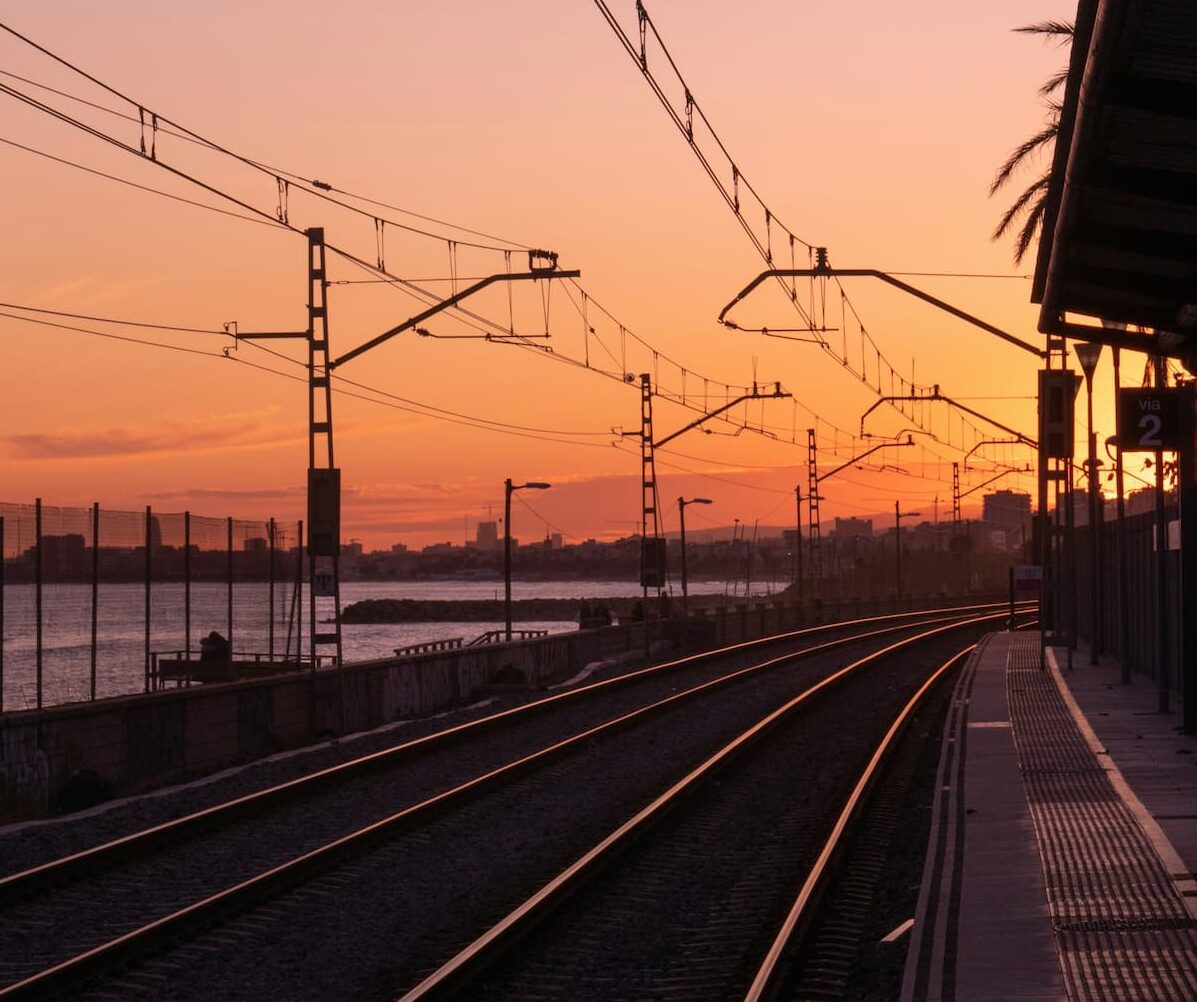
[200,630,231,661]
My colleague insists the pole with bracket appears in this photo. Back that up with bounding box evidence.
[237,239,579,669]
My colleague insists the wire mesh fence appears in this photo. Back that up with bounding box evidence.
[1072,506,1181,683]
[0,500,304,712]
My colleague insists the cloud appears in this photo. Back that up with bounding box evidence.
[2,408,294,461]
[151,486,304,501]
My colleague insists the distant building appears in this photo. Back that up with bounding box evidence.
[41,533,87,576]
[1126,487,1161,516]
[475,520,500,551]
[1057,488,1099,526]
[833,517,873,540]
[390,542,408,554]
[244,536,268,553]
[550,532,564,550]
[983,490,1032,528]
[341,540,363,558]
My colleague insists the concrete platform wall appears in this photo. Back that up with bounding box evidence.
[0,593,991,822]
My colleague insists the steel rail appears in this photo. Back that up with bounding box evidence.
[0,599,1027,907]
[743,642,977,1000]
[0,609,1023,1000]
[746,622,1038,999]
[394,611,1021,1001]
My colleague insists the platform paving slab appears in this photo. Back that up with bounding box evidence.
[901,631,1197,1001]
[1053,648,1197,890]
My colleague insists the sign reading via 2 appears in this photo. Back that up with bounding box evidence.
[1116,388,1185,452]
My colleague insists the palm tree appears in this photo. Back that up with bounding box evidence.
[990,20,1075,263]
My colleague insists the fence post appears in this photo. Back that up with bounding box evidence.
[227,516,234,656]
[36,497,43,709]
[144,505,152,693]
[297,520,306,667]
[269,517,276,661]
[91,502,99,701]
[0,514,5,711]
[184,510,191,659]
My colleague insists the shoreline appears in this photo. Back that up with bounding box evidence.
[340,593,758,624]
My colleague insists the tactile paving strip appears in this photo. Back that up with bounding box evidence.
[1007,634,1197,1001]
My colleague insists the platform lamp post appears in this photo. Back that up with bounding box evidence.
[1105,433,1131,683]
[793,486,804,608]
[678,497,712,619]
[1075,342,1104,665]
[504,479,551,642]
[1102,320,1131,684]
[895,502,922,604]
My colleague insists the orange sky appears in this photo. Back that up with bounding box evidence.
[2,1,1105,549]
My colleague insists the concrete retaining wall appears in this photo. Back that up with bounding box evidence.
[0,593,999,822]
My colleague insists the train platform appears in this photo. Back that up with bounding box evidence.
[902,631,1197,1001]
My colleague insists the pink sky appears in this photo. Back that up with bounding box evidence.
[1,2,1096,549]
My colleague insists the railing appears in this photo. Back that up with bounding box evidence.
[393,638,464,658]
[468,629,551,646]
[150,649,332,690]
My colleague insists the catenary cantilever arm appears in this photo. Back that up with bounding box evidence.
[860,391,1037,448]
[817,438,915,482]
[331,269,579,369]
[718,268,1044,359]
[653,384,789,449]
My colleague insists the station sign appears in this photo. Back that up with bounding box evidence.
[1116,388,1186,452]
[640,536,667,588]
[1038,369,1080,459]
[313,561,337,597]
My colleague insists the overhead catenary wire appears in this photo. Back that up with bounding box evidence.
[0,309,619,449]
[590,2,1030,455]
[0,309,226,358]
[1,20,982,516]
[1,306,979,520]
[0,24,878,467]
[513,491,582,542]
[0,134,283,230]
[0,33,528,254]
[0,301,231,336]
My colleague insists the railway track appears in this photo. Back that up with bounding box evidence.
[398,620,1027,1001]
[0,603,1027,1000]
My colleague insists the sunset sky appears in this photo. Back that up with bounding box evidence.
[2,1,1102,549]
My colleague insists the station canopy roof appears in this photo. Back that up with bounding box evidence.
[1032,0,1197,360]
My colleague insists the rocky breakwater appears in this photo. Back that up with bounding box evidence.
[340,597,631,624]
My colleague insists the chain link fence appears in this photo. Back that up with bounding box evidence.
[0,500,304,712]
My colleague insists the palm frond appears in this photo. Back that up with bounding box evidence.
[1013,196,1049,263]
[1014,20,1075,42]
[992,174,1051,263]
[989,123,1060,195]
[989,19,1074,260]
[992,174,1050,240]
[1038,68,1070,97]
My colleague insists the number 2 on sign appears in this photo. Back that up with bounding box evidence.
[1139,413,1163,447]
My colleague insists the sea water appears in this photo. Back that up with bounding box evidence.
[0,578,770,710]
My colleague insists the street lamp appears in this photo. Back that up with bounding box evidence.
[1074,341,1103,664]
[793,486,803,606]
[677,496,713,618]
[504,479,551,641]
[895,502,922,603]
